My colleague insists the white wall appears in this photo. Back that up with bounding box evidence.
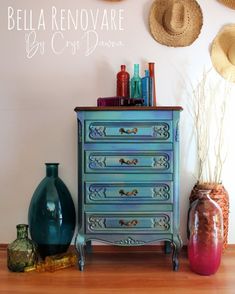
[0,0,234,244]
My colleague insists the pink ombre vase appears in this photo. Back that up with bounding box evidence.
[187,189,223,275]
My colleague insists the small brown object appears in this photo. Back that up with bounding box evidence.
[119,219,138,227]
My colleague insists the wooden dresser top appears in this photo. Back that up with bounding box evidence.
[74,106,183,112]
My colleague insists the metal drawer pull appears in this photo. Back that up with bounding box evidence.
[119,189,138,197]
[119,127,138,134]
[119,158,138,165]
[119,219,138,227]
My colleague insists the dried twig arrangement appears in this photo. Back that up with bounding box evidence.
[189,69,231,184]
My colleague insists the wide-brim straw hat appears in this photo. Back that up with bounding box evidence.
[218,0,235,9]
[211,24,235,83]
[149,0,203,47]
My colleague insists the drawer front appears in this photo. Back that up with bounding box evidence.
[85,151,173,173]
[85,181,173,204]
[85,120,173,142]
[85,213,172,234]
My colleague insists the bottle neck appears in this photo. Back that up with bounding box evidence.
[198,189,211,200]
[134,64,139,76]
[46,163,59,177]
[16,224,28,239]
[121,65,126,71]
[149,62,155,72]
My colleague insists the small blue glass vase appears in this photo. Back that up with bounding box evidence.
[28,163,76,259]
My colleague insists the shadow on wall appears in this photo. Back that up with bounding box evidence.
[142,0,154,33]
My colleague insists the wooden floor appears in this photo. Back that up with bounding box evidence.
[0,246,234,294]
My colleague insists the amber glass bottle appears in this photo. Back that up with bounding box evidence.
[149,62,156,106]
[24,252,77,272]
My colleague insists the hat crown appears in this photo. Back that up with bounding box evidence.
[228,44,235,66]
[163,1,189,34]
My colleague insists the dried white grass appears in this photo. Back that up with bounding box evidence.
[190,69,231,184]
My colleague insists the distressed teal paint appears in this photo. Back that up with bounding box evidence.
[75,107,182,271]
[85,181,173,203]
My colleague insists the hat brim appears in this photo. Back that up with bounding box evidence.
[218,0,235,9]
[211,25,235,83]
[149,0,203,47]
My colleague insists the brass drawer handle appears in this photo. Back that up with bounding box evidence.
[119,189,138,197]
[119,219,138,227]
[119,127,138,135]
[119,158,138,165]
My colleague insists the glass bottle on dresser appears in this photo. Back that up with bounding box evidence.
[117,65,130,98]
[131,64,142,99]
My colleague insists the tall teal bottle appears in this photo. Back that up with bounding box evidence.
[130,64,142,98]
[28,163,76,259]
[141,70,150,106]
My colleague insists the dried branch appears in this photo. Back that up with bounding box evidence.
[189,69,231,184]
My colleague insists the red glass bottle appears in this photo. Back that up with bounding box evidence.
[188,189,223,275]
[117,65,130,98]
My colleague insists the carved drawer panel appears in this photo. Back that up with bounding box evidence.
[85,181,173,204]
[85,121,173,142]
[85,213,172,234]
[85,151,173,173]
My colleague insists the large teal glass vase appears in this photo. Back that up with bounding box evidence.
[28,163,76,259]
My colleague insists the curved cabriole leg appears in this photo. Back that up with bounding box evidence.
[164,241,172,254]
[86,240,92,254]
[78,243,85,271]
[75,233,86,271]
[171,235,182,271]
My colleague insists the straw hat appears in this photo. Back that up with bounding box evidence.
[218,0,235,9]
[211,24,235,83]
[149,0,203,47]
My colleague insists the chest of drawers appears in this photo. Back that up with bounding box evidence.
[74,106,182,271]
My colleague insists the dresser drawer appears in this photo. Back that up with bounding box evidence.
[85,151,173,173]
[85,213,172,234]
[85,181,173,204]
[85,120,173,143]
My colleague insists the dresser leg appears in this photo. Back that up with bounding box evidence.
[164,241,171,254]
[86,240,92,254]
[75,234,86,271]
[78,244,85,271]
[171,235,182,271]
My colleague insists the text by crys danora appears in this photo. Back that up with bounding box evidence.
[7,6,125,58]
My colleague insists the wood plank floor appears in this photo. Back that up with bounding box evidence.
[0,246,234,294]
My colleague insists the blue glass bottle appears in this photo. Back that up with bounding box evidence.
[28,163,76,259]
[141,70,150,106]
[131,64,142,98]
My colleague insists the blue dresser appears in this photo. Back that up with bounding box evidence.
[74,106,182,271]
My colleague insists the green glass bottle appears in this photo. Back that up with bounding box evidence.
[130,64,142,98]
[28,163,76,259]
[7,224,38,272]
